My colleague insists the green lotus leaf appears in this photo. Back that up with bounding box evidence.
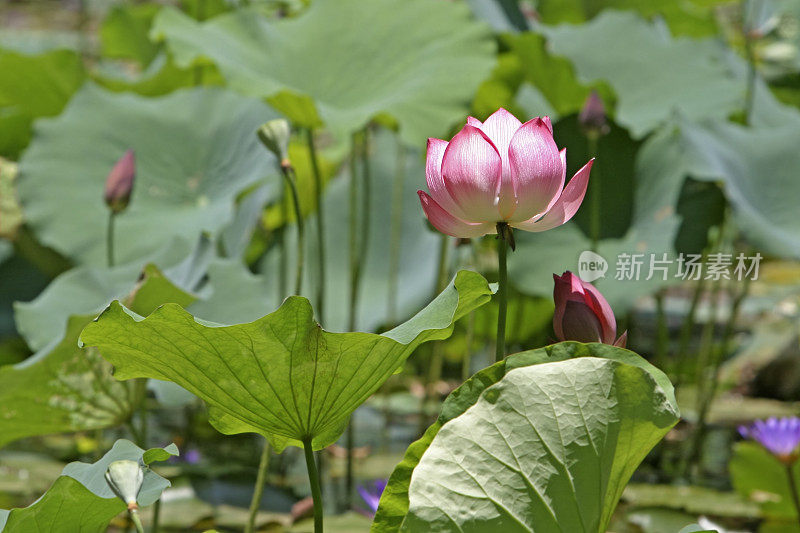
[543,11,742,138]
[373,342,679,532]
[0,440,177,532]
[17,83,278,266]
[0,48,85,159]
[150,0,495,142]
[0,265,194,448]
[79,270,494,452]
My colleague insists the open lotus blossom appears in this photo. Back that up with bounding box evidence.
[418,108,593,238]
[739,417,800,464]
[553,271,627,347]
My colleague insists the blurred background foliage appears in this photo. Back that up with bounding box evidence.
[1,0,800,531]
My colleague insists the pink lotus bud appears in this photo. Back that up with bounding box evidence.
[552,271,626,347]
[418,108,592,239]
[104,150,135,214]
[578,90,610,137]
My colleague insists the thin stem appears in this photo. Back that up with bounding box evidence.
[786,463,800,530]
[306,129,326,323]
[278,180,288,304]
[107,212,116,268]
[673,276,706,389]
[130,509,145,533]
[462,311,476,382]
[654,290,669,370]
[387,138,406,325]
[495,223,509,363]
[282,165,304,295]
[419,235,452,435]
[743,30,757,125]
[246,439,271,533]
[358,129,372,279]
[347,132,361,332]
[151,498,161,533]
[303,437,324,533]
[587,134,601,251]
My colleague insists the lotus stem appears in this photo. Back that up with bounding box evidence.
[303,436,324,533]
[588,133,601,251]
[306,129,326,323]
[281,164,304,295]
[387,138,406,325]
[786,463,800,530]
[246,439,271,533]
[106,211,116,268]
[151,498,161,533]
[495,223,511,362]
[130,509,144,533]
[743,21,757,125]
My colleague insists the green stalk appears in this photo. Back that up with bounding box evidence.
[587,134,601,251]
[303,437,324,533]
[495,223,510,363]
[306,129,327,323]
[246,439,271,533]
[387,138,406,325]
[786,463,800,531]
[281,165,304,295]
[278,180,288,304]
[743,24,757,125]
[654,290,669,370]
[151,499,161,533]
[345,129,371,508]
[107,212,116,268]
[130,509,144,533]
[418,235,451,435]
[462,311,476,382]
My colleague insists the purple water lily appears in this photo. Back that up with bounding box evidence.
[356,479,387,517]
[739,417,800,463]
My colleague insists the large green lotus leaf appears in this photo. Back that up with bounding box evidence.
[535,0,721,37]
[509,120,685,313]
[0,439,177,532]
[0,265,195,448]
[542,11,742,138]
[150,0,495,143]
[372,342,679,532]
[17,83,278,266]
[79,270,493,452]
[0,48,85,159]
[14,253,273,354]
[99,3,162,66]
[675,117,800,259]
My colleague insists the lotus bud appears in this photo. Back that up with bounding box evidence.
[104,150,136,214]
[105,459,144,510]
[552,271,626,347]
[257,119,292,168]
[578,90,609,138]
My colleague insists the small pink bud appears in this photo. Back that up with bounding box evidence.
[104,150,135,214]
[552,271,626,347]
[578,91,609,137]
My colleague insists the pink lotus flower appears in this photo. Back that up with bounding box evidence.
[418,108,593,238]
[553,271,627,347]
